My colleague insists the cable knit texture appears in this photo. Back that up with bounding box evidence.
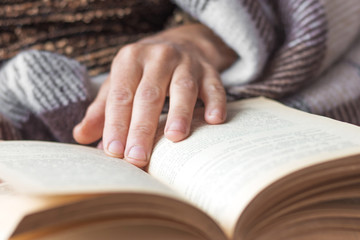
[0,50,91,142]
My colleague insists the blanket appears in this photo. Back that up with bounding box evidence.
[0,0,360,141]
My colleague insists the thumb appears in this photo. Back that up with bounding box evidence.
[73,78,110,144]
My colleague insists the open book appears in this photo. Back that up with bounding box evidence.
[1,97,360,240]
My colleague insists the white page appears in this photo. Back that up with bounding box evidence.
[0,142,183,240]
[148,97,360,235]
[0,181,13,196]
[0,141,175,197]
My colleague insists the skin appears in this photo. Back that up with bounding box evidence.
[73,23,237,168]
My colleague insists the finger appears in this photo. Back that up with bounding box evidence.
[103,45,143,158]
[125,47,177,167]
[164,57,201,142]
[200,64,227,124]
[97,140,104,149]
[73,78,109,144]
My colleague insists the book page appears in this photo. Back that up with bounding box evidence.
[0,141,176,197]
[0,180,13,196]
[0,194,88,240]
[148,97,360,236]
[0,142,186,239]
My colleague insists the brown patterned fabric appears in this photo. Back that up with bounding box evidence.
[0,0,178,77]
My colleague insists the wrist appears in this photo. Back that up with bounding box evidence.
[185,24,238,72]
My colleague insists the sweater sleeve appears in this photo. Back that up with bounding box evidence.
[171,0,278,87]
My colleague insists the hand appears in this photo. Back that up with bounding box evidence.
[73,24,237,168]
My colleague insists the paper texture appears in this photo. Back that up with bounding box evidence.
[149,97,360,235]
[0,142,175,197]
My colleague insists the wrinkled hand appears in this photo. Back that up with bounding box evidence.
[73,24,237,168]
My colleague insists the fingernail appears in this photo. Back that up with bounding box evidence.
[209,109,224,121]
[107,141,124,157]
[126,145,147,162]
[166,120,187,134]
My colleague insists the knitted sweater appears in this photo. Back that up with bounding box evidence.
[0,0,192,76]
[0,0,360,142]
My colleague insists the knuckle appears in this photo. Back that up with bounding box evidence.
[205,84,226,103]
[173,106,192,117]
[202,62,216,71]
[111,53,123,68]
[131,124,154,137]
[173,78,197,92]
[107,120,128,133]
[138,85,163,104]
[208,83,226,95]
[152,44,178,60]
[109,88,134,105]
[115,44,140,61]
